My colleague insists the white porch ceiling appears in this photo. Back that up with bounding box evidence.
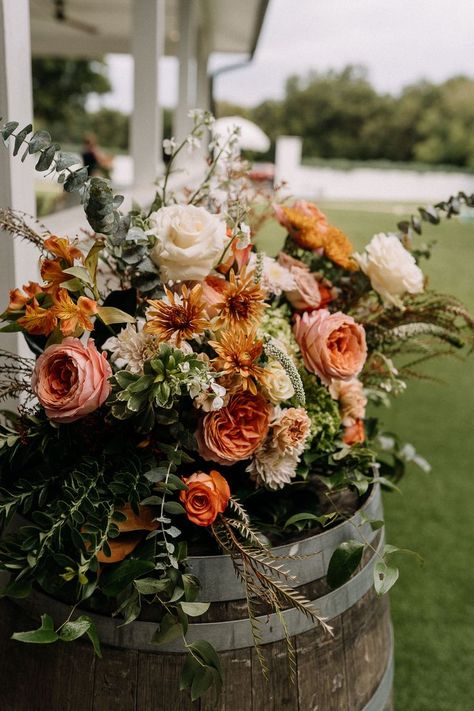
[29,0,269,58]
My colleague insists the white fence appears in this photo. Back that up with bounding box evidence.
[275,136,474,203]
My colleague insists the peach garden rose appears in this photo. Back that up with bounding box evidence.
[294,309,367,386]
[32,337,112,423]
[196,391,270,465]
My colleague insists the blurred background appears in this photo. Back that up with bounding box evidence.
[5,1,474,709]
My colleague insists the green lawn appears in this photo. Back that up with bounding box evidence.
[257,201,474,711]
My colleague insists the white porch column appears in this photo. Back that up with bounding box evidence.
[131,0,165,186]
[174,0,198,142]
[196,28,210,112]
[0,0,36,356]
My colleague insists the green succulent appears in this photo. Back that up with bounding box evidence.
[108,343,207,432]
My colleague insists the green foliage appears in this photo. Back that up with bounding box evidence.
[11,612,102,655]
[180,640,223,701]
[1,120,123,237]
[327,540,365,589]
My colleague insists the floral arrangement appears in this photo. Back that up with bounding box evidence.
[0,112,473,699]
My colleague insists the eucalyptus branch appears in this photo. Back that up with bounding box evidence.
[397,191,474,238]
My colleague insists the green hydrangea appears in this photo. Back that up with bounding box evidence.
[299,369,341,453]
[260,303,299,358]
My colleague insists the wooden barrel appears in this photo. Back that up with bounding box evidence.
[0,485,393,710]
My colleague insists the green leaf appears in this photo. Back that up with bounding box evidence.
[151,613,182,646]
[64,167,89,193]
[59,617,91,642]
[11,614,58,644]
[1,121,18,142]
[35,143,57,171]
[96,305,136,325]
[62,265,94,286]
[191,666,215,701]
[28,130,51,154]
[163,501,186,515]
[0,577,32,599]
[84,241,104,283]
[134,577,170,595]
[86,620,102,657]
[284,512,337,529]
[188,639,222,672]
[179,602,210,617]
[144,467,169,483]
[327,540,365,589]
[13,124,32,156]
[100,559,155,597]
[373,561,399,596]
[180,653,201,690]
[55,151,80,171]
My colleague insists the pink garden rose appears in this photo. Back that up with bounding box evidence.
[277,253,322,311]
[32,337,112,423]
[293,309,367,385]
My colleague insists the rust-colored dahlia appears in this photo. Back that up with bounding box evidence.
[323,226,358,271]
[212,269,267,332]
[144,284,208,346]
[275,205,327,250]
[196,391,271,465]
[209,329,265,395]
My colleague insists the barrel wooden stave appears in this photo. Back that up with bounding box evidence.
[0,486,393,711]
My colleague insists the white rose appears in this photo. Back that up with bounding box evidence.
[354,233,424,307]
[261,361,295,404]
[149,205,227,282]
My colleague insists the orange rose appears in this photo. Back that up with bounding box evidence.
[196,391,270,465]
[180,470,231,526]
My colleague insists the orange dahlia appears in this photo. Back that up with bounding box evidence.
[144,284,208,346]
[209,329,265,395]
[274,201,329,250]
[323,226,358,271]
[212,269,267,332]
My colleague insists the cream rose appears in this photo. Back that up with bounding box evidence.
[354,233,424,307]
[261,361,295,403]
[149,205,227,282]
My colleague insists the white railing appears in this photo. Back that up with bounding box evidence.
[275,136,474,203]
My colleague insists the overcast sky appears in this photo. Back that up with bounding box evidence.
[93,0,474,112]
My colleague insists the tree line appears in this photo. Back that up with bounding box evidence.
[32,60,474,169]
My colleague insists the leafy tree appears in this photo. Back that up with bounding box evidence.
[32,58,111,145]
